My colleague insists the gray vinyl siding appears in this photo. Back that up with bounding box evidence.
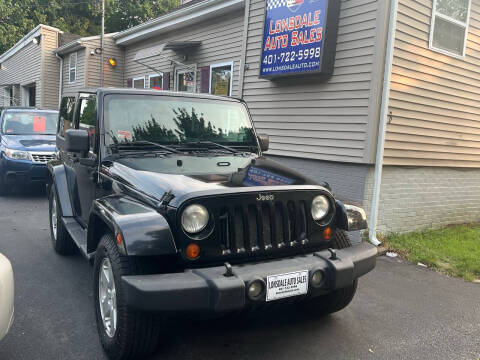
[84,37,124,88]
[41,27,60,109]
[241,0,389,164]
[0,40,42,107]
[62,48,86,93]
[122,9,244,96]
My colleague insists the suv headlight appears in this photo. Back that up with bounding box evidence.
[181,204,209,234]
[4,148,31,161]
[311,195,330,221]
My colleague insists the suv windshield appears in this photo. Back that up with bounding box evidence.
[1,111,58,135]
[104,94,256,147]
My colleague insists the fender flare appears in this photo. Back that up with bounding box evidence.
[88,195,177,256]
[335,200,368,232]
[47,162,74,217]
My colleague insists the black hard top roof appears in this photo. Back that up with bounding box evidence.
[65,87,243,103]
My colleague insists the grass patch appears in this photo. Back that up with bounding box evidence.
[383,225,480,282]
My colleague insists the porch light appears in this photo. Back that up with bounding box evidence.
[108,58,117,67]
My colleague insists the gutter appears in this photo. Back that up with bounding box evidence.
[55,53,63,106]
[369,0,399,246]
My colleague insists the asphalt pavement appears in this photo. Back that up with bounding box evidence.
[0,188,479,360]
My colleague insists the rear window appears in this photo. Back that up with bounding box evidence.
[1,112,58,135]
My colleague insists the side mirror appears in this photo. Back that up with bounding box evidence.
[257,134,269,152]
[65,129,89,154]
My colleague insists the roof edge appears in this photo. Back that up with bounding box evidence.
[55,32,119,55]
[114,0,244,45]
[0,24,63,63]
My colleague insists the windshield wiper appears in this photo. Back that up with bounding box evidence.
[109,140,182,154]
[181,141,244,154]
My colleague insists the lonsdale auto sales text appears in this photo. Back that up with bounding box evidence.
[264,10,323,50]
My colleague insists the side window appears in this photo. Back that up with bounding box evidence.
[69,52,77,83]
[78,97,97,152]
[430,0,471,57]
[58,96,75,138]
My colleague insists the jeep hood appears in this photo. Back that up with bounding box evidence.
[105,155,327,206]
[1,134,56,151]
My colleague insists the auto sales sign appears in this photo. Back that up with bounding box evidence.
[260,0,340,78]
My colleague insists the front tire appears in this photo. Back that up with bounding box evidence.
[302,230,358,316]
[94,233,161,360]
[49,184,76,255]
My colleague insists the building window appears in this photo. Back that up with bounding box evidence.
[149,74,163,90]
[430,0,471,57]
[176,69,196,92]
[69,52,77,83]
[132,77,145,89]
[210,62,233,96]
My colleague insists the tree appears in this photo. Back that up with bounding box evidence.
[0,0,180,54]
[105,0,179,33]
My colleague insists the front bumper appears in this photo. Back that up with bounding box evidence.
[122,242,377,312]
[0,157,48,185]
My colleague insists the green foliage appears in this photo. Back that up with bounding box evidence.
[0,0,180,54]
[385,225,480,282]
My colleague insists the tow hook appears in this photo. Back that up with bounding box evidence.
[223,262,235,277]
[327,248,338,260]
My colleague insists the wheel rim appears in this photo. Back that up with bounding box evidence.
[99,257,117,338]
[51,196,58,240]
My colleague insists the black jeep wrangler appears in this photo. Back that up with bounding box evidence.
[47,88,377,360]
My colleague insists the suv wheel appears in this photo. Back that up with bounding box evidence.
[94,233,161,360]
[301,230,358,316]
[49,184,75,255]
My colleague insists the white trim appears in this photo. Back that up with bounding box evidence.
[132,76,146,89]
[429,0,472,59]
[68,52,77,84]
[175,67,197,92]
[209,61,233,96]
[148,73,164,89]
[114,0,244,45]
[0,24,62,63]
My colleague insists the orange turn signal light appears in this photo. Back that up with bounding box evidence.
[116,233,123,246]
[323,227,332,240]
[186,243,200,259]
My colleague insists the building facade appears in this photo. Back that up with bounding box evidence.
[0,25,64,109]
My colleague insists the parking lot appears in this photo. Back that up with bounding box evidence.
[0,189,479,360]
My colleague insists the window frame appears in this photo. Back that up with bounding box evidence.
[57,96,76,140]
[132,76,146,89]
[429,0,472,59]
[76,95,98,153]
[148,73,164,90]
[175,67,197,93]
[69,52,77,84]
[209,61,234,97]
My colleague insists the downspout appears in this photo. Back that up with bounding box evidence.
[369,0,399,246]
[55,53,63,107]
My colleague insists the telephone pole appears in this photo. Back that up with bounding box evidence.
[100,0,105,87]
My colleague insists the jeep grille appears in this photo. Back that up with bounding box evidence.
[177,190,335,263]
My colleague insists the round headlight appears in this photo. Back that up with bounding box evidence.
[311,195,330,221]
[181,204,209,234]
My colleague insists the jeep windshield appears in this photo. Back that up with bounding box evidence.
[1,111,58,135]
[103,94,257,153]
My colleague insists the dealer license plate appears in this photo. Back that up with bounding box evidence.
[266,270,309,301]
